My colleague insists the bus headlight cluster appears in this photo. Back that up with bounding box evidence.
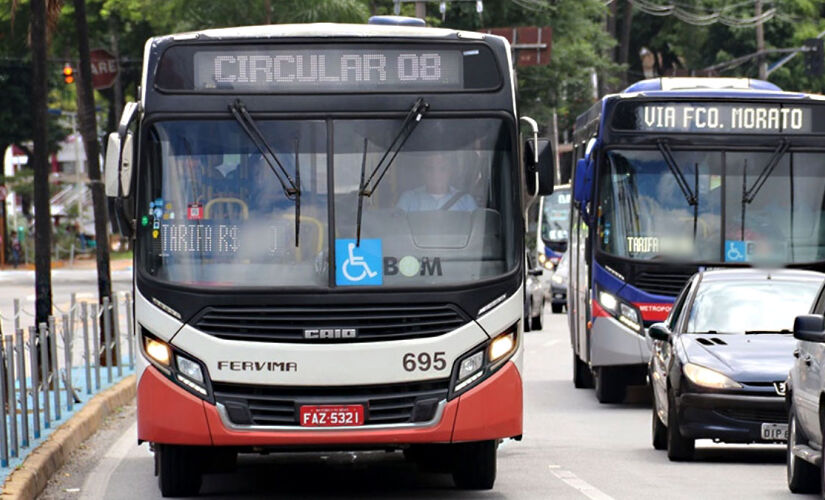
[141,329,210,399]
[451,324,518,397]
[597,290,642,333]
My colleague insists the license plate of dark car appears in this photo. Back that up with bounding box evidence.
[760,423,788,441]
[299,404,364,427]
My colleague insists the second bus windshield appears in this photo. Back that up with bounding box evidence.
[598,149,825,264]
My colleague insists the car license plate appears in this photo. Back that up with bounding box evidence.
[299,405,364,427]
[760,423,788,441]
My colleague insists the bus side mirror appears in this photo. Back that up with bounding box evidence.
[573,157,593,223]
[104,132,121,198]
[524,137,555,196]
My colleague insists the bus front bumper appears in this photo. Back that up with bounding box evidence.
[137,360,523,447]
[590,316,650,367]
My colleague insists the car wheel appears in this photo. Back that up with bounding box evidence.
[787,404,819,493]
[156,444,203,497]
[551,303,563,314]
[531,301,544,330]
[666,391,695,461]
[595,366,626,404]
[573,354,594,389]
[452,440,497,490]
[651,391,667,450]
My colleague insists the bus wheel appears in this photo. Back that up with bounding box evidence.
[156,444,203,497]
[573,354,594,389]
[452,440,497,490]
[595,366,626,404]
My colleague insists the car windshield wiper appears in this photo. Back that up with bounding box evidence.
[355,98,429,245]
[229,99,302,246]
[745,329,791,335]
[656,140,699,240]
[739,140,790,240]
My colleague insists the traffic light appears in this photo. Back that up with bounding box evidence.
[804,38,824,77]
[62,63,74,84]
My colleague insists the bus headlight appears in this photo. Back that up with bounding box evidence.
[450,324,518,398]
[538,254,547,264]
[596,290,642,333]
[141,328,211,400]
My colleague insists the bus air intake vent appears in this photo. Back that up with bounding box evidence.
[634,270,694,297]
[212,379,450,426]
[193,304,469,343]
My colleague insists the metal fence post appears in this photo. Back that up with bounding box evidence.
[48,316,60,421]
[125,293,135,371]
[16,328,28,448]
[91,304,101,391]
[112,294,123,377]
[69,292,76,353]
[13,298,20,334]
[39,322,50,429]
[0,334,8,467]
[29,326,40,440]
[62,314,73,413]
[81,302,92,395]
[103,297,112,384]
[5,335,17,458]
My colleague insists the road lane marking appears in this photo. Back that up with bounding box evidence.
[81,422,138,500]
[549,465,615,500]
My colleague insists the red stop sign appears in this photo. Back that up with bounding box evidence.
[90,49,119,90]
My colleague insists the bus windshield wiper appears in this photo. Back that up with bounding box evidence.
[656,140,699,239]
[743,140,790,204]
[355,97,429,245]
[229,99,302,246]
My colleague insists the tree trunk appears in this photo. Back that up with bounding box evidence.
[31,0,52,327]
[73,0,114,363]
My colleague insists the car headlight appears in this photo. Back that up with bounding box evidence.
[683,363,742,390]
[551,274,564,285]
[451,324,518,397]
[538,254,547,264]
[543,260,554,270]
[142,329,211,399]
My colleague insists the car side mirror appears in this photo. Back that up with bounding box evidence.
[794,314,825,342]
[528,268,544,276]
[648,323,671,342]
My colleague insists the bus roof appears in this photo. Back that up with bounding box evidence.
[150,22,488,44]
[624,77,781,93]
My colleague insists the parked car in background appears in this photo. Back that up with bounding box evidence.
[647,269,824,462]
[787,281,825,494]
[549,250,568,314]
[525,251,546,332]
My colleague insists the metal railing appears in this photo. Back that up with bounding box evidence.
[0,292,135,468]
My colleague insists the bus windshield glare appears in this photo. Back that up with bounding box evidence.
[598,149,825,263]
[139,117,517,287]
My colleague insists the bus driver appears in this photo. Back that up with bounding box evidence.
[396,155,477,212]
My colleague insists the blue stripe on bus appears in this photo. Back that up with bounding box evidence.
[592,262,675,304]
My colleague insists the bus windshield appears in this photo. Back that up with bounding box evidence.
[598,149,825,263]
[138,117,517,288]
[541,188,570,243]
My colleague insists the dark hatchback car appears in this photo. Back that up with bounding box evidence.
[648,269,824,461]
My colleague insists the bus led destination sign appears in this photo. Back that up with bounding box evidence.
[613,102,818,134]
[193,48,464,92]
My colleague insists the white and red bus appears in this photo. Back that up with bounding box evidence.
[105,18,552,496]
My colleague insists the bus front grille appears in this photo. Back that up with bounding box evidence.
[634,270,694,297]
[192,304,469,343]
[212,379,450,427]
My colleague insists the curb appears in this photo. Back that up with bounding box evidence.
[1,375,136,500]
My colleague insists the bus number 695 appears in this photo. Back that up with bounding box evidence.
[403,352,447,372]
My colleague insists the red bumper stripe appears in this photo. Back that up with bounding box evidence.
[138,361,523,446]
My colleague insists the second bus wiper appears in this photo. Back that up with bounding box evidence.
[229,99,302,246]
[355,98,429,245]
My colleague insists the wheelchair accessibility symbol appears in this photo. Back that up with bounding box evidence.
[336,239,382,286]
[725,240,747,263]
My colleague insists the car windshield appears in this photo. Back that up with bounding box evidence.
[541,188,570,243]
[598,149,825,263]
[686,278,822,333]
[138,118,517,288]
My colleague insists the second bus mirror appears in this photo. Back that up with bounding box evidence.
[524,137,555,196]
[104,132,121,198]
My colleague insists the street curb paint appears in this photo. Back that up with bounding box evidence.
[1,375,136,500]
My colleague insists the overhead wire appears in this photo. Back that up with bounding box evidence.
[629,0,777,28]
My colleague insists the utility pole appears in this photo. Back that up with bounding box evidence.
[415,1,426,18]
[756,0,767,79]
[31,0,53,327]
